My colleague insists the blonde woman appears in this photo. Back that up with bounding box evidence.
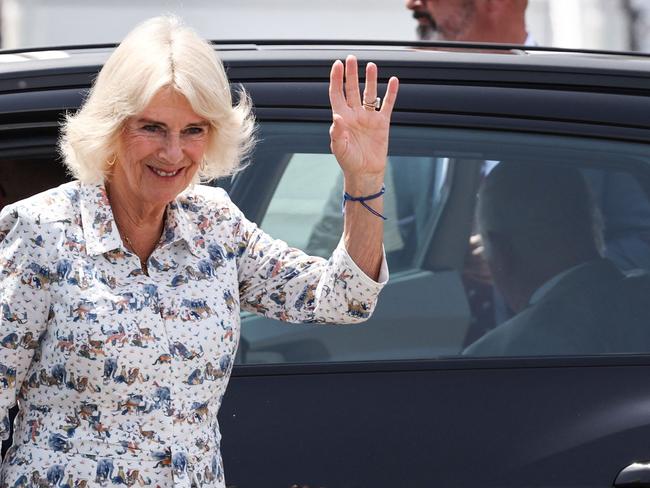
[0,15,398,487]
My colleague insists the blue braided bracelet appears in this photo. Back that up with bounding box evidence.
[341,184,387,220]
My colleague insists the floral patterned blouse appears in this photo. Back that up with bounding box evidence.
[0,181,387,488]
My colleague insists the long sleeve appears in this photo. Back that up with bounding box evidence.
[0,205,51,441]
[233,201,388,324]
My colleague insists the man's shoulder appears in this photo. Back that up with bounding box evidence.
[463,309,539,357]
[612,269,650,311]
[465,261,650,357]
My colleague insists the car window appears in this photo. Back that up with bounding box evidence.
[3,123,650,364]
[260,153,447,273]
[238,122,650,364]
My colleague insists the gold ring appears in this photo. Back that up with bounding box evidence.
[363,97,381,111]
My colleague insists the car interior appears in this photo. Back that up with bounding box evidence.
[234,122,650,363]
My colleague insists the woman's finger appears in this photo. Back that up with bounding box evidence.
[329,60,347,114]
[344,55,362,109]
[362,62,378,111]
[380,76,400,117]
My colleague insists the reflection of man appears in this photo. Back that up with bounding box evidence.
[408,0,533,45]
[464,163,650,356]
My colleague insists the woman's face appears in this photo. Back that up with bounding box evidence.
[111,87,210,210]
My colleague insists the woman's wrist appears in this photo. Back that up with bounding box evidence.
[342,184,386,220]
[343,171,385,196]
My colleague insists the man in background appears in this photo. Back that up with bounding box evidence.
[464,162,650,356]
[405,0,437,40]
[406,0,533,45]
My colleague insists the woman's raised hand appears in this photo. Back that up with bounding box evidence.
[329,55,399,179]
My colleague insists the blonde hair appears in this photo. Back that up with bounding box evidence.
[59,15,255,184]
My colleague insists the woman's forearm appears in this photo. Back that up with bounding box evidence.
[342,172,385,281]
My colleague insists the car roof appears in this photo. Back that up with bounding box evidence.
[1,41,650,93]
[2,41,650,137]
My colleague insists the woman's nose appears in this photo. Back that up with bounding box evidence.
[160,133,184,163]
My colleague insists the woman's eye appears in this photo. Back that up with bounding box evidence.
[142,125,163,133]
[184,127,205,136]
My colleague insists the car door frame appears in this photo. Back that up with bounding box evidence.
[218,76,650,488]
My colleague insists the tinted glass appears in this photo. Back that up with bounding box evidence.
[3,124,650,363]
[237,122,650,363]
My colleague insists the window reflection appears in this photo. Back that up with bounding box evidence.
[464,162,650,356]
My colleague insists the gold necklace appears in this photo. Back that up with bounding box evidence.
[122,233,148,275]
[106,184,150,275]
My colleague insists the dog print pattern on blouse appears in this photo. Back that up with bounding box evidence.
[0,181,387,487]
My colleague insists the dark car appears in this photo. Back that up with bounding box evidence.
[2,40,650,488]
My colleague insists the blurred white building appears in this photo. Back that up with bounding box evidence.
[631,0,650,50]
[528,0,649,51]
[1,0,650,51]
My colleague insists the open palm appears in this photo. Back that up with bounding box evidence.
[329,55,399,178]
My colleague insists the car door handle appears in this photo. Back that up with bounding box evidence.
[614,463,650,487]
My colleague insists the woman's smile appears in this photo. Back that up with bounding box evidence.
[147,164,184,178]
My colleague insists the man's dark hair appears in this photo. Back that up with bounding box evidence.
[478,162,603,274]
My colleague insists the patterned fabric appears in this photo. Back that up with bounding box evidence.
[0,181,387,487]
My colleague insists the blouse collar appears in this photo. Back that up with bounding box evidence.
[79,182,201,258]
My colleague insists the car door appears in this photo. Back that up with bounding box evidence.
[218,71,650,488]
[2,49,650,488]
